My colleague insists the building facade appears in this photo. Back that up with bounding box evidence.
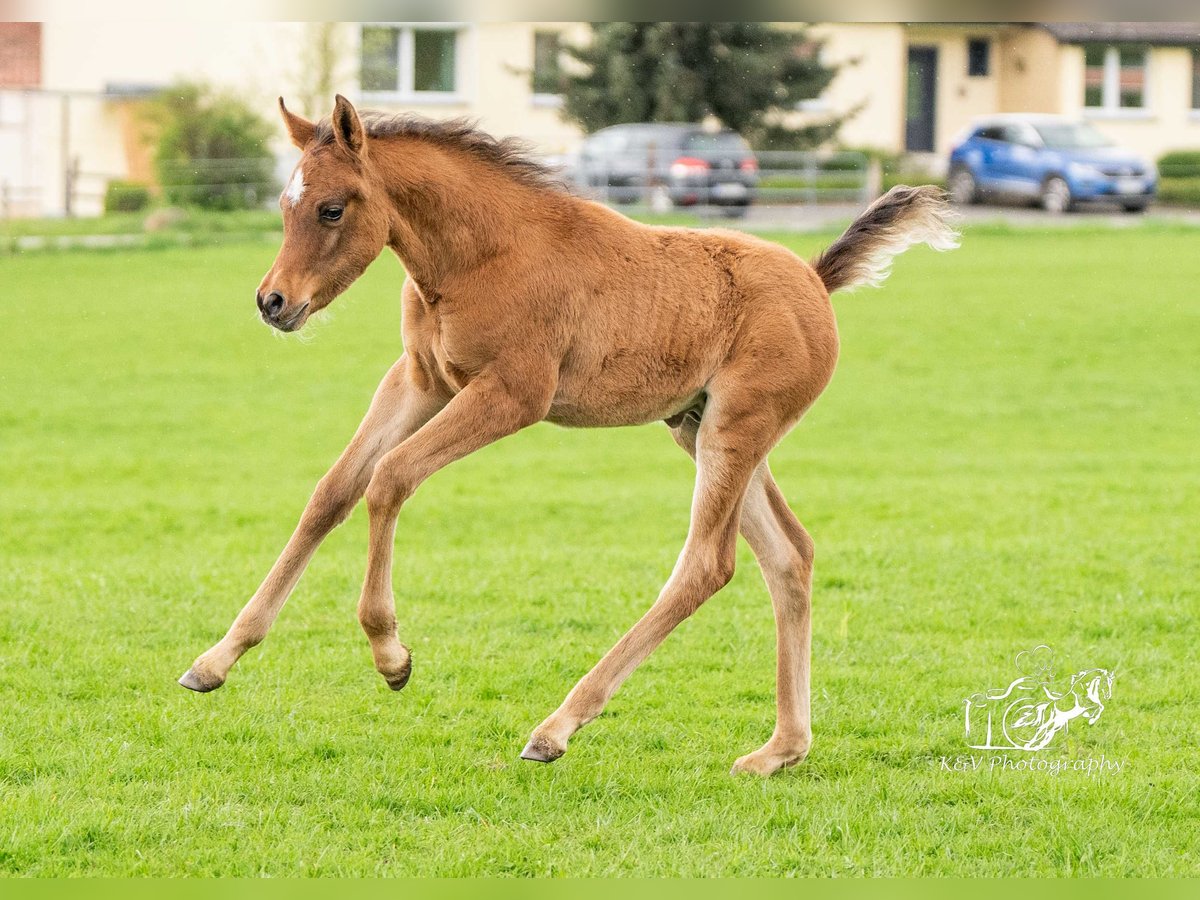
[811,22,1200,164]
[0,21,586,217]
[2,21,1199,217]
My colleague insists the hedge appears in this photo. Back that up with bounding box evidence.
[1156,176,1200,206]
[104,180,152,214]
[1157,150,1200,179]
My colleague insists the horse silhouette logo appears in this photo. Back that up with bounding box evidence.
[964,645,1115,751]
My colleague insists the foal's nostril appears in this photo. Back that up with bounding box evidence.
[264,292,286,318]
[255,291,266,313]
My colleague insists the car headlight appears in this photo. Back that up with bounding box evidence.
[1067,161,1103,180]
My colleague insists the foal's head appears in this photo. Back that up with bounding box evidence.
[257,95,390,332]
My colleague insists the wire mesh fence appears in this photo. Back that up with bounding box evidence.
[556,150,876,217]
[2,88,878,221]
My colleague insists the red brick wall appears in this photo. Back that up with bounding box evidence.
[0,22,41,87]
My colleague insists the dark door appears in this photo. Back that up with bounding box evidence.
[905,46,938,152]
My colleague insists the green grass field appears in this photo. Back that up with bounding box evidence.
[1,222,1198,876]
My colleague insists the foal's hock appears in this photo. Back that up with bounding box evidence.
[179,95,958,776]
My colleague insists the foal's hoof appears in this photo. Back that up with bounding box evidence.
[730,743,810,777]
[178,667,224,693]
[382,647,412,691]
[384,665,411,692]
[520,735,565,764]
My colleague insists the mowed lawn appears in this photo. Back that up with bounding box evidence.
[1,222,1197,876]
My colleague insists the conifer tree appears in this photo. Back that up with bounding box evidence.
[559,23,841,148]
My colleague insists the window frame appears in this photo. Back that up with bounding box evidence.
[1082,43,1151,118]
[359,23,471,104]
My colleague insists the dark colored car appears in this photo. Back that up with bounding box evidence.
[948,115,1156,213]
[576,123,759,215]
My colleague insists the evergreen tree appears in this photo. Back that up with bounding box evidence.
[559,23,841,148]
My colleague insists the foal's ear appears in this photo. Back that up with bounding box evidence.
[278,97,316,150]
[331,94,366,158]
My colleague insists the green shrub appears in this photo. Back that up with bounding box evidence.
[103,180,151,213]
[144,82,276,211]
[818,155,867,173]
[1156,176,1200,206]
[1157,150,1200,179]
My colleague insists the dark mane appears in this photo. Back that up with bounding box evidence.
[313,111,566,192]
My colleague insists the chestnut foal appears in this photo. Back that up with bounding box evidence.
[180,96,957,775]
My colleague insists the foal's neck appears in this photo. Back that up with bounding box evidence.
[372,138,557,289]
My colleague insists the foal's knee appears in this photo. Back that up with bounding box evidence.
[695,549,736,597]
[758,526,814,595]
[304,475,361,535]
[364,466,416,518]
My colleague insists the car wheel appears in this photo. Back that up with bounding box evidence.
[948,168,977,205]
[1041,176,1073,214]
[1121,202,1147,214]
[720,205,749,219]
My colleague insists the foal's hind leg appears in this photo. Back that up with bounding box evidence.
[730,465,815,775]
[669,421,815,775]
[522,389,783,764]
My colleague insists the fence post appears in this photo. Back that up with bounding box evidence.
[64,155,80,218]
[61,93,73,217]
[644,141,657,208]
[866,157,883,201]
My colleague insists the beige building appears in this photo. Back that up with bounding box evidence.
[0,21,586,216]
[811,22,1200,164]
[3,21,1199,216]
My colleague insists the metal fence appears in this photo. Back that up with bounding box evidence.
[559,150,877,217]
[0,89,285,219]
[1,88,878,221]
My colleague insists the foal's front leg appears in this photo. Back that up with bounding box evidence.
[357,370,553,688]
[179,356,445,692]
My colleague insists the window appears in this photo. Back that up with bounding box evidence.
[1117,47,1146,108]
[361,26,400,92]
[413,30,456,93]
[1000,123,1040,147]
[1192,47,1200,110]
[1033,121,1113,149]
[967,39,990,77]
[361,25,463,98]
[1083,44,1148,112]
[1083,45,1106,108]
[683,132,752,154]
[532,30,566,97]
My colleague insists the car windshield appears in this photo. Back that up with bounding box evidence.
[1032,122,1113,150]
[683,132,750,153]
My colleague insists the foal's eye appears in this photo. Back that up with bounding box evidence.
[319,206,344,223]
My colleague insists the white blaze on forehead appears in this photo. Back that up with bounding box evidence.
[285,165,306,206]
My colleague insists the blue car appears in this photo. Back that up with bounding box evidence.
[948,115,1156,213]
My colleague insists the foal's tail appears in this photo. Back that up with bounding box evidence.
[811,185,959,294]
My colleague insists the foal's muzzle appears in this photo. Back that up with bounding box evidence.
[256,290,309,332]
